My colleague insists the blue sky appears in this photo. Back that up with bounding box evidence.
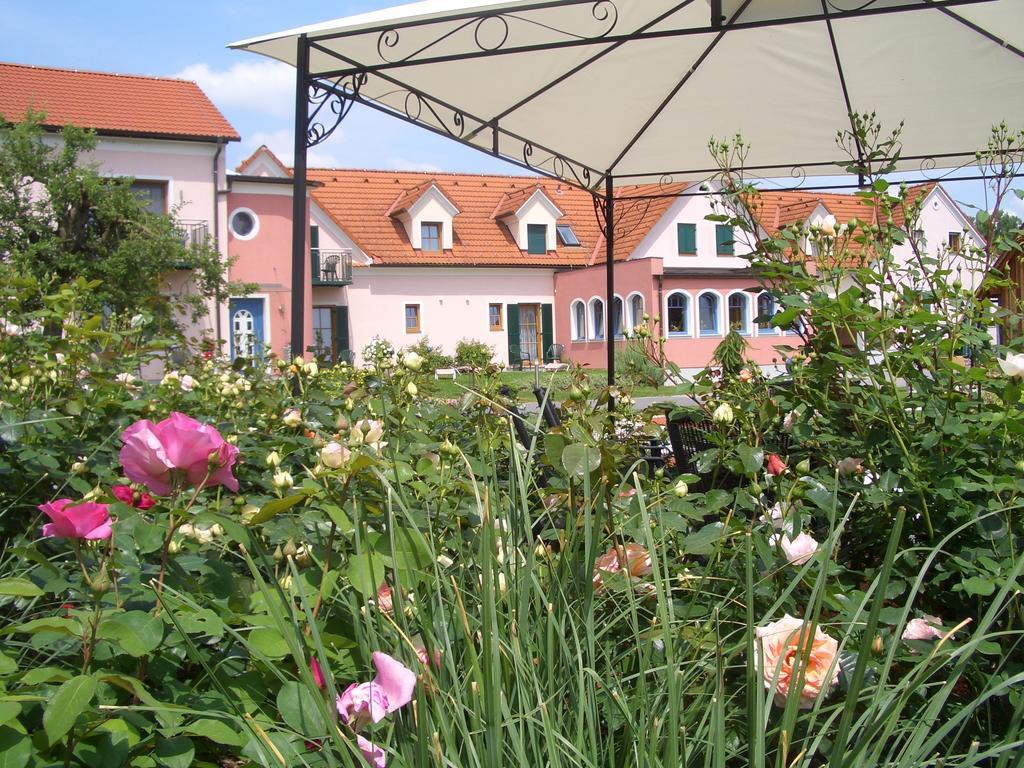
[2,0,1020,218]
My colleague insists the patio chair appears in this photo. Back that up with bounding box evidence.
[665,417,742,494]
[533,386,561,428]
[320,253,339,282]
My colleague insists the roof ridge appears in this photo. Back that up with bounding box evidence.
[0,60,198,86]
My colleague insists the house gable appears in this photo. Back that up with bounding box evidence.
[388,182,460,251]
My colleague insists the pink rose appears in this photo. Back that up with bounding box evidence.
[111,485,156,510]
[310,657,326,690]
[901,617,944,641]
[356,735,387,768]
[336,652,416,732]
[769,531,820,565]
[756,614,839,708]
[766,454,787,476]
[39,499,113,540]
[120,412,239,495]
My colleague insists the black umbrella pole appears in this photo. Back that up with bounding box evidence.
[605,174,615,412]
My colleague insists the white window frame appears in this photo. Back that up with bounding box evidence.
[571,300,587,341]
[588,296,606,340]
[627,291,645,332]
[697,290,723,337]
[229,207,260,241]
[664,290,692,337]
[726,291,751,336]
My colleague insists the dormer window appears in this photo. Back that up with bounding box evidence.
[527,224,547,254]
[556,224,580,246]
[421,222,442,252]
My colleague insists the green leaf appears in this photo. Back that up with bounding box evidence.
[0,724,31,768]
[246,628,290,659]
[5,617,81,636]
[561,443,600,477]
[736,445,764,475]
[0,578,43,598]
[182,718,243,747]
[155,736,195,768]
[0,701,21,727]
[684,523,725,556]
[0,654,16,676]
[276,681,327,737]
[97,611,164,657]
[43,674,96,745]
[961,576,996,596]
[251,492,310,524]
[347,551,386,597]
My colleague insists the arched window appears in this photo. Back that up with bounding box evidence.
[698,292,721,336]
[590,298,605,340]
[666,292,689,335]
[756,292,778,334]
[612,296,625,337]
[629,293,645,331]
[727,293,750,334]
[572,300,586,341]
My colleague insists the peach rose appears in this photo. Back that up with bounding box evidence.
[592,542,653,590]
[756,615,840,708]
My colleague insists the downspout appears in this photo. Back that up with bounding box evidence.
[212,138,225,348]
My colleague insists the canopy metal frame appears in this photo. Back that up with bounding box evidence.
[282,0,1021,394]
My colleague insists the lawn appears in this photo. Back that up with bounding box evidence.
[425,367,689,404]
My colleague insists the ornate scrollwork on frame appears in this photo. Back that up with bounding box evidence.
[307,73,368,148]
[522,142,594,190]
[375,1,619,65]
[400,90,467,138]
[824,0,883,12]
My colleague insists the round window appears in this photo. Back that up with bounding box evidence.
[230,209,258,239]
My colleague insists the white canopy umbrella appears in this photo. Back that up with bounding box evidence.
[229,0,1024,380]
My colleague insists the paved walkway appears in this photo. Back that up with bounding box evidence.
[520,393,696,412]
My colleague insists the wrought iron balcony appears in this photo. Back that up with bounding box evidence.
[176,220,209,248]
[172,220,210,269]
[312,248,353,286]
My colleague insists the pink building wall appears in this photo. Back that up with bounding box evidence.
[226,189,312,360]
[555,259,793,373]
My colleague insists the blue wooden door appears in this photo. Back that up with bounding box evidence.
[229,298,265,359]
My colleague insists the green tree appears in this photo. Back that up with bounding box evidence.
[0,112,248,335]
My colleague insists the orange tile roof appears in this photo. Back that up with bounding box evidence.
[491,184,551,219]
[386,179,450,216]
[236,144,289,174]
[750,184,938,266]
[0,62,239,142]
[306,168,684,267]
[588,183,688,265]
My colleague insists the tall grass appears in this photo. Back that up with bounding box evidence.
[157,428,1024,768]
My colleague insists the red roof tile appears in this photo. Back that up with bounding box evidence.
[305,168,687,267]
[0,62,239,141]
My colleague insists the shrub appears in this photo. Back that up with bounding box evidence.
[454,337,494,369]
[615,337,665,387]
[401,335,452,371]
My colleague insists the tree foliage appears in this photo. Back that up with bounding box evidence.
[0,113,248,335]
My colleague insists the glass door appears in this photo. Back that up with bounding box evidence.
[519,304,541,366]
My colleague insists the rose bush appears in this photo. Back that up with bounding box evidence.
[0,117,1022,768]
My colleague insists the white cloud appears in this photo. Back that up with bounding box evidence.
[175,61,294,119]
[1004,188,1024,218]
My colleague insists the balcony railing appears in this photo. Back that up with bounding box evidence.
[173,220,209,269]
[312,249,353,286]
[176,220,209,248]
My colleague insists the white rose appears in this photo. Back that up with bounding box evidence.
[406,382,418,397]
[266,451,282,468]
[769,531,819,565]
[998,353,1024,378]
[272,470,294,490]
[320,441,350,469]
[712,402,734,425]
[673,479,689,498]
[820,214,837,236]
[402,351,424,372]
[180,375,195,392]
[281,409,302,428]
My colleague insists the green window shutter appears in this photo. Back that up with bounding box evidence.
[541,303,554,361]
[527,224,547,254]
[334,306,350,363]
[677,223,696,254]
[715,224,734,255]
[506,303,521,364]
[310,224,320,249]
